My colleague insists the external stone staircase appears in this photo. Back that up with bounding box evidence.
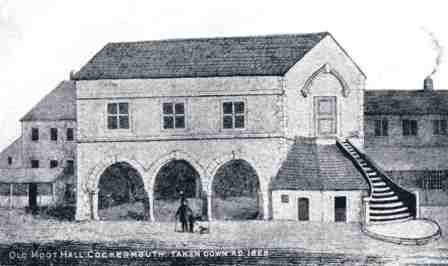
[336,139,415,223]
[336,138,441,245]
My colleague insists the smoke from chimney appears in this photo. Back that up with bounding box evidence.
[422,28,443,77]
[421,28,443,91]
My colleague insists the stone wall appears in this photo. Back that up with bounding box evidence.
[76,138,286,221]
[283,35,365,140]
[272,190,365,222]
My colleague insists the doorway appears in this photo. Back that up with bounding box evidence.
[297,197,309,221]
[334,196,347,222]
[314,96,337,137]
[28,183,38,213]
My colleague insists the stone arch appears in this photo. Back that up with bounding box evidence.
[207,153,268,220]
[88,156,148,193]
[206,153,266,194]
[147,150,206,192]
[147,150,207,221]
[88,156,150,221]
[301,63,350,98]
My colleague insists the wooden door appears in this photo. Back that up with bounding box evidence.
[334,196,347,222]
[298,197,309,221]
[28,183,38,213]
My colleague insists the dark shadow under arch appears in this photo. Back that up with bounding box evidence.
[211,159,262,220]
[98,162,149,221]
[153,160,204,222]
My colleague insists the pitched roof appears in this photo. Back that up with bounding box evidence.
[365,90,448,115]
[76,32,329,80]
[21,81,76,121]
[365,146,448,171]
[272,141,368,191]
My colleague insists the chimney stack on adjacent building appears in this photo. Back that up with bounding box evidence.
[423,76,434,91]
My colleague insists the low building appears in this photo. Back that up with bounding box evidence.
[0,81,77,209]
[364,78,448,206]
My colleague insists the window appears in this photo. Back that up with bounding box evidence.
[7,157,12,165]
[402,119,418,136]
[315,97,337,135]
[66,128,74,141]
[50,128,58,141]
[66,160,74,174]
[31,160,39,168]
[163,102,185,129]
[433,119,448,135]
[31,128,39,141]
[419,171,446,190]
[107,102,129,129]
[223,101,245,129]
[281,194,289,203]
[374,119,388,136]
[50,160,58,168]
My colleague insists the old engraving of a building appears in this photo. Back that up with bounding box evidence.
[0,32,444,247]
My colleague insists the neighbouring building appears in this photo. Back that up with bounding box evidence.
[0,81,77,209]
[73,32,370,222]
[364,77,448,206]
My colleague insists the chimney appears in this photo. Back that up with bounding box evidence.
[423,76,434,91]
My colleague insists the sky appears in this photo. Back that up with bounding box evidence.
[0,0,447,150]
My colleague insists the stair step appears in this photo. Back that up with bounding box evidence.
[369,212,411,221]
[367,172,377,177]
[372,186,390,192]
[370,201,403,208]
[372,191,395,197]
[370,176,382,181]
[370,195,399,202]
[372,182,387,187]
[362,167,374,172]
[370,206,408,214]
[370,216,413,223]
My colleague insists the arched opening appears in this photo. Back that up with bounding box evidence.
[153,160,203,222]
[212,159,262,220]
[97,162,149,220]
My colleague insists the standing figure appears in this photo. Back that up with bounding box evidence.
[175,199,194,232]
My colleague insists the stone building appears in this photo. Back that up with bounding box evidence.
[0,81,77,209]
[0,32,429,228]
[364,78,448,206]
[73,32,371,222]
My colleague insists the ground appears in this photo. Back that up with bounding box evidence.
[0,207,447,262]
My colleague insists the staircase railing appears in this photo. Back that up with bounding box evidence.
[343,139,417,219]
[336,139,373,226]
[335,140,373,196]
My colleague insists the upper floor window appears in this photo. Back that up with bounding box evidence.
[7,157,12,165]
[66,128,74,141]
[374,119,388,136]
[107,103,129,129]
[66,160,74,174]
[402,119,418,136]
[433,119,447,135]
[50,128,58,141]
[31,128,39,141]
[163,102,185,129]
[31,160,39,168]
[50,160,58,168]
[223,101,245,129]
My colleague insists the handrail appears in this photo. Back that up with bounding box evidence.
[345,139,417,218]
[335,139,374,197]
